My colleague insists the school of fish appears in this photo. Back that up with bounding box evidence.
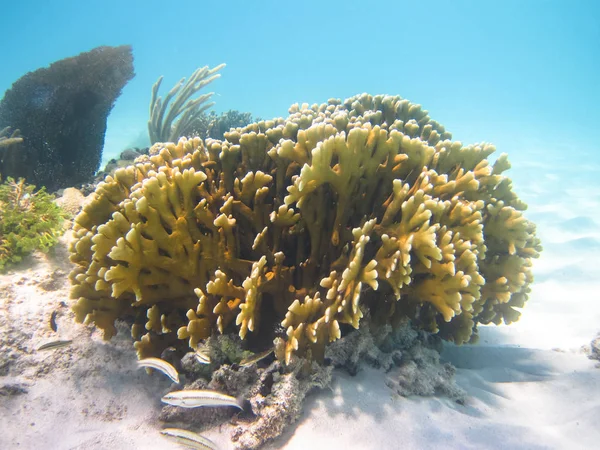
[37,329,275,449]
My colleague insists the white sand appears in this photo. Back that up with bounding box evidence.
[1,145,599,449]
[277,350,598,450]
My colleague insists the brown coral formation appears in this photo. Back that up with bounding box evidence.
[0,45,134,191]
[68,93,541,365]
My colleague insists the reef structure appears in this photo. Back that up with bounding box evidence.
[0,45,134,191]
[68,93,541,365]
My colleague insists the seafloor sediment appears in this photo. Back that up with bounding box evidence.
[0,231,466,450]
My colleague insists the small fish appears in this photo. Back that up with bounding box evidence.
[37,340,72,351]
[239,347,274,367]
[160,428,219,450]
[194,349,211,365]
[161,389,243,409]
[49,310,58,332]
[137,357,180,384]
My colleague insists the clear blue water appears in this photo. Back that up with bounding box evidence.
[1,3,600,448]
[2,0,598,167]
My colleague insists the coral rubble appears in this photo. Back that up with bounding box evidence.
[68,93,542,367]
[0,45,134,191]
[327,316,464,400]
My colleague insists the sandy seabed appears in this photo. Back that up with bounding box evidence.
[1,144,599,450]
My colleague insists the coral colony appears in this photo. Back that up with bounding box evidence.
[69,87,541,363]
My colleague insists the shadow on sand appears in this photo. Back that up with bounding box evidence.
[266,340,597,450]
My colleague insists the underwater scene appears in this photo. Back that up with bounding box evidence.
[0,1,599,449]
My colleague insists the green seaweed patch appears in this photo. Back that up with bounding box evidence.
[0,177,68,270]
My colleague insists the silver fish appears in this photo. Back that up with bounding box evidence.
[194,349,211,365]
[160,428,219,450]
[37,340,72,351]
[161,389,243,409]
[239,348,274,367]
[137,357,180,384]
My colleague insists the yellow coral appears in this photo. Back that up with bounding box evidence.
[69,93,541,362]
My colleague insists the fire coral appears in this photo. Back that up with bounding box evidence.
[68,93,542,364]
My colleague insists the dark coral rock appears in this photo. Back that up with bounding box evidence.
[589,333,600,366]
[232,361,332,449]
[0,45,134,191]
[384,342,465,401]
[119,148,142,160]
[210,364,259,397]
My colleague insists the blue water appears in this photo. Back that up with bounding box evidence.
[1,0,598,167]
[1,3,600,449]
